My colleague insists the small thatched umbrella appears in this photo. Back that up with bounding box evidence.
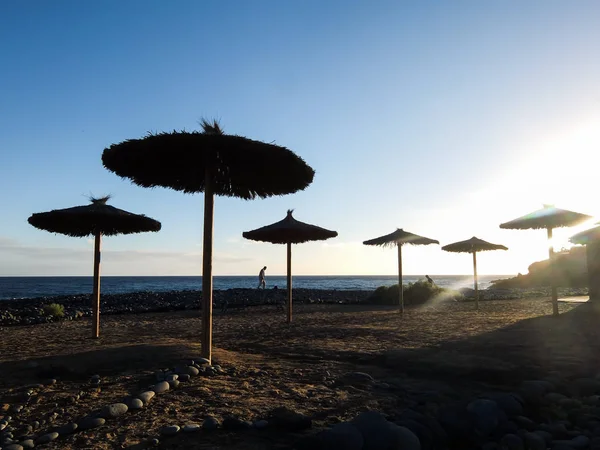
[102,120,314,362]
[500,204,592,316]
[242,210,337,323]
[363,229,439,315]
[442,237,508,309]
[27,197,161,338]
[570,225,600,303]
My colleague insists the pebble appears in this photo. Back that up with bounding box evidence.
[129,398,144,409]
[56,422,78,435]
[168,379,180,389]
[160,425,180,436]
[253,420,269,429]
[178,374,190,382]
[36,432,59,444]
[138,391,156,405]
[149,438,160,446]
[100,403,129,418]
[316,422,364,450]
[197,357,210,365]
[202,416,220,431]
[223,416,251,430]
[78,417,105,430]
[152,381,170,394]
[524,432,547,450]
[3,444,24,450]
[165,374,178,382]
[269,407,312,431]
[20,440,35,449]
[501,433,524,450]
[182,424,201,432]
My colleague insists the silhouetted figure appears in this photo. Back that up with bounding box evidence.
[426,275,434,284]
[258,266,267,289]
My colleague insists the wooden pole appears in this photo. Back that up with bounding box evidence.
[92,230,102,338]
[201,168,214,362]
[397,244,404,315]
[547,227,559,316]
[287,242,292,323]
[472,250,479,310]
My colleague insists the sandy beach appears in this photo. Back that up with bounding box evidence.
[2,296,599,449]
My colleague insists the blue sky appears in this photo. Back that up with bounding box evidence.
[0,1,598,276]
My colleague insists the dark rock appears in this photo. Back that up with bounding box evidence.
[202,416,219,431]
[160,425,180,436]
[20,440,35,449]
[36,432,59,444]
[315,422,364,450]
[351,411,420,450]
[483,393,524,417]
[501,433,524,450]
[396,419,433,450]
[138,391,155,405]
[467,399,505,436]
[269,407,312,431]
[524,432,547,450]
[55,422,78,435]
[152,381,169,394]
[168,379,180,389]
[339,372,375,386]
[3,444,24,450]
[223,416,251,431]
[129,398,144,409]
[100,403,128,418]
[253,420,269,429]
[78,417,105,430]
[178,374,190,382]
[514,415,536,431]
[196,357,210,365]
[182,424,201,433]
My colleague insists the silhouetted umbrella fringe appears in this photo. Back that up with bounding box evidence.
[570,225,600,303]
[102,120,315,362]
[27,197,161,338]
[243,210,337,323]
[102,122,315,198]
[442,237,508,309]
[570,226,600,245]
[500,204,592,316]
[363,229,439,314]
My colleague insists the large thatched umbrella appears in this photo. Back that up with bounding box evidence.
[242,210,337,323]
[363,229,439,315]
[442,237,508,309]
[27,197,161,338]
[570,225,600,303]
[500,204,592,316]
[102,120,314,362]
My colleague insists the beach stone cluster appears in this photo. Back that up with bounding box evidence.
[0,288,372,326]
[0,357,222,449]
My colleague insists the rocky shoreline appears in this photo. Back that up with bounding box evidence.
[0,286,589,327]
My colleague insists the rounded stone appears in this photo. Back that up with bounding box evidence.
[168,379,180,389]
[129,398,144,409]
[138,391,156,405]
[501,433,524,450]
[178,374,190,382]
[197,357,210,365]
[152,381,170,394]
[203,416,220,431]
[254,419,269,429]
[317,422,364,450]
[78,417,106,430]
[4,444,24,450]
[160,425,180,436]
[524,432,546,450]
[56,422,78,435]
[182,423,201,432]
[100,403,129,418]
[20,439,35,449]
[166,374,178,382]
[36,432,59,444]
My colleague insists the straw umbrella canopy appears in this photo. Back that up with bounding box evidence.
[570,225,600,302]
[442,237,508,309]
[242,210,337,323]
[363,229,439,315]
[27,197,161,338]
[500,204,592,316]
[102,120,314,362]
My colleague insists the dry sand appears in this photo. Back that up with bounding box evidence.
[1,297,599,449]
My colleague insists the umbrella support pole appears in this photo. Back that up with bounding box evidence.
[92,230,102,339]
[287,242,292,323]
[201,170,215,362]
[397,244,404,315]
[548,227,559,316]
[473,251,479,310]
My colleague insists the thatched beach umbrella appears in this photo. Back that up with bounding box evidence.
[102,120,314,362]
[500,204,591,316]
[363,229,439,315]
[570,225,600,303]
[242,210,337,323]
[27,197,161,338]
[442,237,508,309]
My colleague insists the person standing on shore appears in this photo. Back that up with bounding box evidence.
[258,266,267,289]
[426,275,434,285]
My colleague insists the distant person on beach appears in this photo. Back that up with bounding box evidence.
[258,266,267,289]
[426,275,434,284]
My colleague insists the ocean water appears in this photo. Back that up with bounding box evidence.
[0,275,510,300]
